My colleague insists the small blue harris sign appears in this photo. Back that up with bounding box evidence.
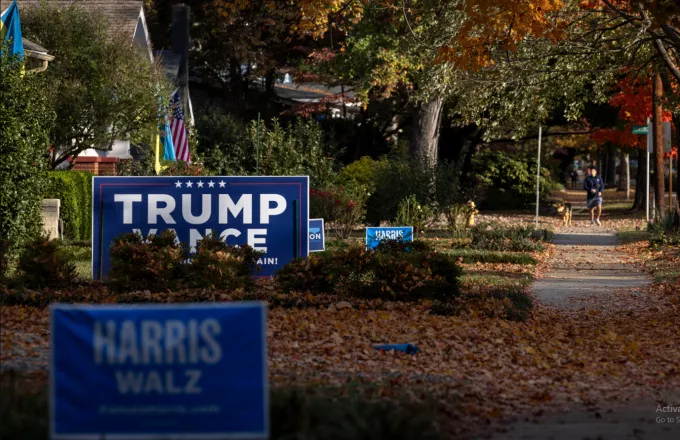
[92,176,309,278]
[309,218,325,252]
[365,226,413,250]
[50,302,268,440]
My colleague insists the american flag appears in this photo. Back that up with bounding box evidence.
[170,90,190,162]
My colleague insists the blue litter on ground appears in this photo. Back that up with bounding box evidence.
[374,344,421,354]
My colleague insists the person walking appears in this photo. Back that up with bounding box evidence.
[583,166,604,225]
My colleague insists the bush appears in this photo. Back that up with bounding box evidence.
[277,241,461,301]
[467,224,548,252]
[394,195,434,238]
[310,186,367,239]
[195,110,252,175]
[44,171,93,240]
[0,47,53,275]
[118,155,207,177]
[335,156,385,193]
[0,375,447,440]
[472,150,557,210]
[196,111,338,188]
[108,231,185,292]
[444,202,478,239]
[15,236,78,289]
[108,230,264,292]
[184,232,263,291]
[367,159,463,224]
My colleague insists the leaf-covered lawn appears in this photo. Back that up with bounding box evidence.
[2,281,678,436]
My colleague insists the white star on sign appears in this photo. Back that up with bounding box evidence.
[175,180,182,188]
[186,181,193,188]
[208,181,215,188]
[197,180,204,188]
[218,181,226,188]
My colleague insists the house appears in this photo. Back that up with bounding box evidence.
[16,0,155,175]
[22,37,55,72]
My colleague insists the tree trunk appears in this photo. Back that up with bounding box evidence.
[652,73,666,214]
[632,148,645,211]
[659,67,680,224]
[410,96,444,168]
[606,144,617,187]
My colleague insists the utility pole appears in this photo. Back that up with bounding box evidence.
[652,73,666,214]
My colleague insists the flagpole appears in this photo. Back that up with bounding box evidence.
[535,126,542,228]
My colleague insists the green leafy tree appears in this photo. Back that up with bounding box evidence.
[21,2,167,169]
[0,49,54,275]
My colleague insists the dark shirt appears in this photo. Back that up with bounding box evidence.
[583,175,604,199]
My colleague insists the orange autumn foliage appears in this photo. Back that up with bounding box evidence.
[215,0,568,71]
[592,77,675,149]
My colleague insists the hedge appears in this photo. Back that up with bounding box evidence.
[44,171,93,241]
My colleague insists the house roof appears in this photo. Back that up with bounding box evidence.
[22,37,54,61]
[274,83,355,102]
[16,0,143,40]
[154,49,181,83]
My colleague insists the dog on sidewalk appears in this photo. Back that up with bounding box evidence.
[556,202,573,226]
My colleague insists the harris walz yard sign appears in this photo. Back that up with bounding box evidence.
[92,176,309,278]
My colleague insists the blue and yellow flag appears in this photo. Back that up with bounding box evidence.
[160,120,176,161]
[1,1,24,59]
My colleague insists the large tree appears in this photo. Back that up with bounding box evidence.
[21,3,166,169]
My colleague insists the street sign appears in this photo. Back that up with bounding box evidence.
[365,226,413,250]
[50,302,268,440]
[632,125,649,135]
[309,218,325,252]
[663,121,672,152]
[92,176,309,278]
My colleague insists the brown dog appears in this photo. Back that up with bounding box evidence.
[556,202,572,226]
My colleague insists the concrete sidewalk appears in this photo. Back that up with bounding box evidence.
[483,232,676,440]
[532,233,650,310]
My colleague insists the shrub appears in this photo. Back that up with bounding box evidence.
[335,156,385,193]
[444,201,478,239]
[44,171,93,240]
[196,112,338,188]
[184,232,263,291]
[108,231,185,291]
[117,155,207,177]
[394,195,434,238]
[108,231,265,292]
[310,186,367,239]
[15,236,78,289]
[275,252,340,294]
[471,150,557,210]
[277,242,461,301]
[0,48,53,274]
[468,223,548,252]
[195,110,251,175]
[367,159,463,225]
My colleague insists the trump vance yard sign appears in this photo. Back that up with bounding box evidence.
[92,176,309,278]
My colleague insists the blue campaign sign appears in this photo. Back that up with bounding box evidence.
[365,226,413,250]
[50,303,268,440]
[309,218,325,252]
[92,176,309,279]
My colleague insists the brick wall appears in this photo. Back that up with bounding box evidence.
[72,157,119,176]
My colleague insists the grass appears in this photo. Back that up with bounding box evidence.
[73,261,91,280]
[444,249,537,265]
[0,373,449,440]
[460,272,533,289]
